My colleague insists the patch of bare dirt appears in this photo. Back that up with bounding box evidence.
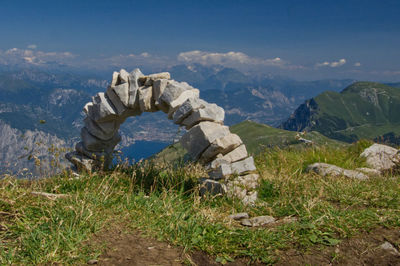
[90,224,256,266]
[277,227,400,266]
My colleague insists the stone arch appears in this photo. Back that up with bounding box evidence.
[65,68,259,204]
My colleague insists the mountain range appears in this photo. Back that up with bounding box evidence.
[0,64,385,175]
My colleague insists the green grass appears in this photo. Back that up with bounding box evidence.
[1,140,400,264]
[309,82,400,142]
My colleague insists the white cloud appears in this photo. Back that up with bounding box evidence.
[27,44,37,50]
[177,50,288,68]
[316,58,346,68]
[0,48,76,66]
[354,62,361,67]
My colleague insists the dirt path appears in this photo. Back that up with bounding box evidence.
[90,225,400,265]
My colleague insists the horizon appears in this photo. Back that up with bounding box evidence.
[1,0,400,82]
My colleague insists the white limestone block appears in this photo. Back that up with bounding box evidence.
[140,72,171,86]
[138,86,158,112]
[127,68,144,109]
[182,103,225,129]
[231,156,257,175]
[152,79,170,113]
[200,133,242,162]
[88,93,118,122]
[172,97,207,125]
[180,121,230,159]
[106,86,127,115]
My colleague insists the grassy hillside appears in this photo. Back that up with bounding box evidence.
[1,140,400,264]
[283,82,400,142]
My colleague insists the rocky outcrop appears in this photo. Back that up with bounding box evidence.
[280,98,319,132]
[360,143,400,173]
[66,69,259,204]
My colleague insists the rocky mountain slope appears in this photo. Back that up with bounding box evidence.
[281,82,400,142]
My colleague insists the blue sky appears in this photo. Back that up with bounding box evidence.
[0,0,399,81]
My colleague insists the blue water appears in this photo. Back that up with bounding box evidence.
[117,140,169,163]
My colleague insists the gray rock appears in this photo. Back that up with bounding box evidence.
[65,151,97,172]
[356,167,381,176]
[127,68,144,109]
[380,241,400,256]
[172,97,207,124]
[231,157,257,175]
[83,116,117,141]
[138,86,157,112]
[206,156,230,170]
[152,79,170,113]
[236,173,259,190]
[87,93,118,123]
[219,145,248,164]
[226,182,247,199]
[181,103,224,129]
[105,86,127,115]
[240,215,276,227]
[111,83,130,107]
[81,127,121,152]
[208,163,232,180]
[307,163,369,180]
[180,121,230,160]
[208,157,257,180]
[228,212,249,220]
[159,80,200,115]
[200,134,242,163]
[242,191,258,206]
[140,72,171,86]
[119,69,130,83]
[198,178,227,196]
[360,143,400,172]
[75,142,110,161]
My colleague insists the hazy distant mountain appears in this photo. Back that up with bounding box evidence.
[281,82,400,143]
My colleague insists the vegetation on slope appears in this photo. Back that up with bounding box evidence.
[1,140,400,264]
[282,81,400,143]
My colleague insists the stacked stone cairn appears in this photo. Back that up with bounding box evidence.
[66,69,259,204]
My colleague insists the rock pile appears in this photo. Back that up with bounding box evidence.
[65,68,259,204]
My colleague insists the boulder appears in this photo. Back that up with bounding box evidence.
[180,121,230,159]
[181,103,224,129]
[200,133,242,162]
[360,143,400,172]
[138,86,157,112]
[172,97,207,124]
[307,163,369,180]
[127,68,144,109]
